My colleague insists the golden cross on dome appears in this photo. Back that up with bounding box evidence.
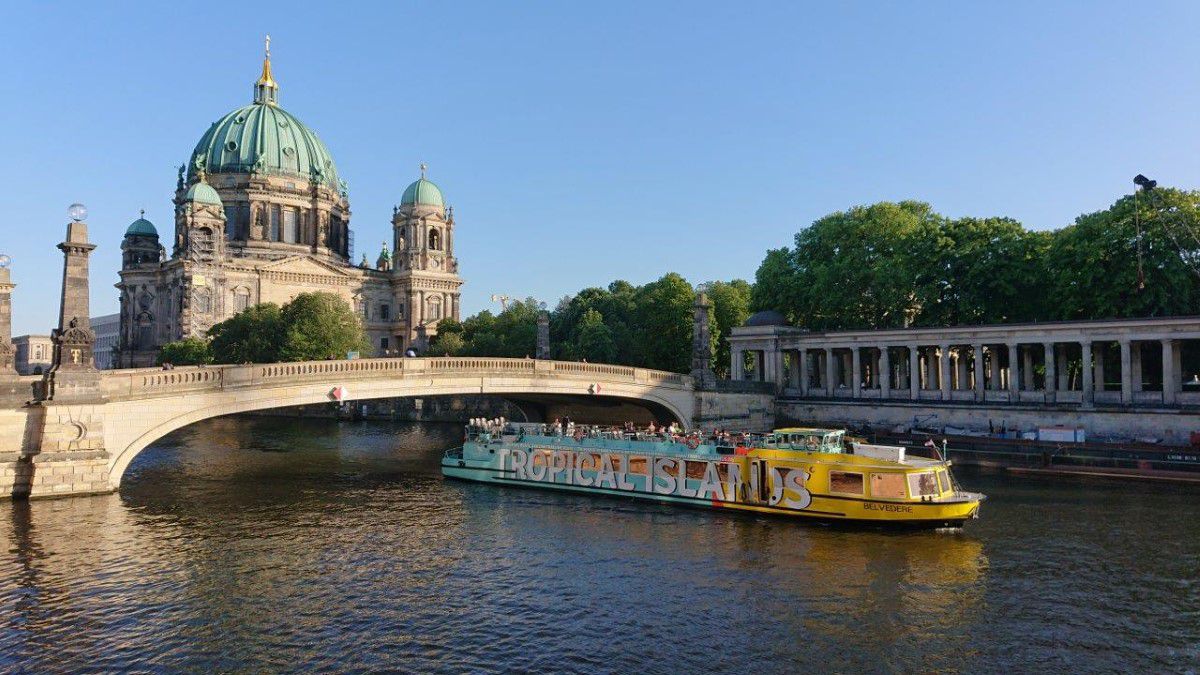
[139,209,145,218]
[420,162,427,178]
[265,34,271,58]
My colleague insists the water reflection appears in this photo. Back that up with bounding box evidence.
[0,417,1195,672]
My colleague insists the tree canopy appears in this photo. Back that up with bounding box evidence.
[428,274,750,373]
[752,189,1200,329]
[205,292,368,364]
[157,337,213,366]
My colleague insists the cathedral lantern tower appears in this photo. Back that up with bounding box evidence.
[391,165,463,349]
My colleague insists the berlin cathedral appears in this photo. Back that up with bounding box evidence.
[116,40,462,367]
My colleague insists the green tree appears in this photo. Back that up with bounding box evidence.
[632,273,696,372]
[912,217,1050,326]
[702,279,752,377]
[1047,188,1200,319]
[427,317,465,355]
[157,337,212,366]
[208,303,284,363]
[277,292,371,361]
[574,309,617,363]
[759,201,940,330]
[751,248,797,317]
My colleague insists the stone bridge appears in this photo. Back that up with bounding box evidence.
[0,356,774,499]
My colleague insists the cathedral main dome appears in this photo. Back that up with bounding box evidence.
[185,42,340,191]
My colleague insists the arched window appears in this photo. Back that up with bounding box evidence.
[427,296,442,321]
[233,288,251,312]
[429,228,441,251]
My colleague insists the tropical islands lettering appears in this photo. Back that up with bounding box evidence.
[507,447,812,509]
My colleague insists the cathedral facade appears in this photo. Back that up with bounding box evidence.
[116,43,462,367]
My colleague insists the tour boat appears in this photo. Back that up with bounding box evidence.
[442,422,985,528]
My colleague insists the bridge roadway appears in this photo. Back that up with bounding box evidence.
[1,357,717,498]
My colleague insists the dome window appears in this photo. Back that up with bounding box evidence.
[225,141,238,152]
[278,119,289,128]
[234,115,246,124]
[282,146,295,156]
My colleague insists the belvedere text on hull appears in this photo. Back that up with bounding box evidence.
[442,421,985,528]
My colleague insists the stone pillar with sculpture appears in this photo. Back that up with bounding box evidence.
[45,205,105,403]
[24,204,114,498]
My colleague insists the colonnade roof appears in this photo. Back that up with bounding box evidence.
[730,315,1200,348]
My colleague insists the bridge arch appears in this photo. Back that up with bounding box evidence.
[101,357,695,486]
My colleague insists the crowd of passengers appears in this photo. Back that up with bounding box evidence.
[468,416,756,447]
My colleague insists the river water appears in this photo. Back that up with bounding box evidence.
[1,417,1197,673]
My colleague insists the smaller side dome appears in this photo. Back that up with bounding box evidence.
[125,211,158,237]
[401,177,444,207]
[744,310,788,327]
[185,176,223,206]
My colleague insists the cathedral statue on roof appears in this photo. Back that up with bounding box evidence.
[116,39,462,367]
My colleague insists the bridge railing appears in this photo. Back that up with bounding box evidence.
[100,357,692,401]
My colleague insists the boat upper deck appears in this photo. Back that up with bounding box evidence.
[464,422,946,469]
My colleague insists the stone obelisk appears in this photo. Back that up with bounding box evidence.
[691,292,715,389]
[0,261,16,380]
[45,216,104,402]
[536,311,550,359]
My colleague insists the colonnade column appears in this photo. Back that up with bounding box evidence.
[1081,341,1094,406]
[1043,342,1056,399]
[731,349,744,381]
[851,347,862,398]
[798,348,809,396]
[1162,339,1179,405]
[879,347,891,399]
[955,349,968,390]
[972,343,984,400]
[1008,343,1020,394]
[987,347,1000,390]
[1120,340,1132,404]
[825,348,836,395]
[1022,348,1034,390]
[938,344,950,398]
[908,345,919,399]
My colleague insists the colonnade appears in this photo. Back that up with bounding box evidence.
[729,317,1200,408]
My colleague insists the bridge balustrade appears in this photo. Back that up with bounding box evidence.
[98,357,693,402]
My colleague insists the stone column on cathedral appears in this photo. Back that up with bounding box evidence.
[45,212,105,402]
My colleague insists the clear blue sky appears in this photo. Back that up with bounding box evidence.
[2,1,1198,335]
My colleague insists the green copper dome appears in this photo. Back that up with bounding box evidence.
[125,215,158,237]
[185,179,223,205]
[188,102,339,191]
[401,177,444,207]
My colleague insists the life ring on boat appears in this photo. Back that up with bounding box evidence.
[686,437,699,450]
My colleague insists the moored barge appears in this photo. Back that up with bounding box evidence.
[443,422,984,528]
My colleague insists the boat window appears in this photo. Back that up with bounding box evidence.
[628,457,648,474]
[531,451,551,469]
[937,470,950,493]
[907,472,939,498]
[716,463,730,482]
[609,455,624,471]
[685,461,708,480]
[716,445,735,455]
[829,471,864,495]
[870,473,907,499]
